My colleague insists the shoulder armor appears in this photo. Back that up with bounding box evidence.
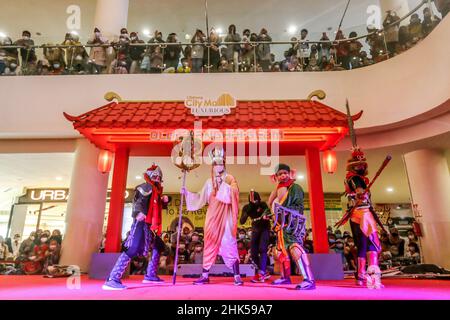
[136,183,152,196]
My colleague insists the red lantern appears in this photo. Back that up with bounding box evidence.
[323,150,337,174]
[98,150,113,173]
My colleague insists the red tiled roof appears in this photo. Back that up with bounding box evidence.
[64,100,362,130]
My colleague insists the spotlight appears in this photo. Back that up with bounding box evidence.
[143,29,151,37]
[287,25,298,35]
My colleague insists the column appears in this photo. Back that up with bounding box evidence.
[305,148,329,253]
[60,139,109,272]
[104,147,129,252]
[403,149,450,269]
[94,0,130,39]
[379,0,410,19]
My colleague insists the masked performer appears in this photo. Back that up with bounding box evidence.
[268,164,315,290]
[181,147,243,285]
[335,148,385,289]
[103,164,170,290]
[240,190,271,282]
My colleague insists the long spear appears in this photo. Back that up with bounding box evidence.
[172,131,202,285]
[172,169,187,285]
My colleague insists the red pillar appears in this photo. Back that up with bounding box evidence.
[305,148,329,253]
[105,147,129,252]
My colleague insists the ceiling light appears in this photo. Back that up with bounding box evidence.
[215,27,223,34]
[55,176,63,181]
[135,175,142,180]
[185,34,191,40]
[0,32,7,38]
[386,187,394,193]
[297,174,305,180]
[142,29,151,37]
[287,25,298,35]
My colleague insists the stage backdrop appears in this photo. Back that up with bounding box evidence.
[161,192,344,234]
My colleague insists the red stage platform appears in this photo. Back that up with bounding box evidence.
[1,275,449,300]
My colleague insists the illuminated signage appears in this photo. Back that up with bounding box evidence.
[18,188,135,203]
[184,93,236,116]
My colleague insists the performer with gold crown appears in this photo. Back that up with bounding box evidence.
[102,164,170,290]
[335,101,390,290]
[181,147,243,286]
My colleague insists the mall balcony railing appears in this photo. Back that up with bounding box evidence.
[0,0,441,76]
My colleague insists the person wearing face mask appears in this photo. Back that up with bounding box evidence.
[334,239,346,266]
[13,30,37,73]
[422,7,441,37]
[0,36,18,75]
[388,227,405,257]
[128,32,145,74]
[18,232,36,261]
[43,43,66,74]
[224,24,241,72]
[344,237,357,270]
[103,164,171,290]
[87,27,109,74]
[0,236,10,260]
[405,242,420,264]
[256,28,272,72]
[266,164,315,290]
[23,234,49,274]
[11,234,21,259]
[49,230,62,245]
[190,29,206,73]
[383,10,401,57]
[181,147,243,286]
[190,242,204,264]
[408,13,423,43]
[43,239,61,274]
[164,33,182,71]
[335,146,386,289]
[240,190,271,282]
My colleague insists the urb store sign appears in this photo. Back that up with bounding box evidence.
[18,188,134,204]
[184,93,236,116]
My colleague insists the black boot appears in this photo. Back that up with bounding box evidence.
[102,253,131,290]
[143,248,164,283]
[233,260,244,286]
[295,254,316,290]
[193,268,210,285]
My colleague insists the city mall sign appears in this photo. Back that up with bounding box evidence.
[184,93,236,116]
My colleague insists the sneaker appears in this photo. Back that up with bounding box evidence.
[142,275,164,283]
[193,276,210,285]
[102,279,127,290]
[367,266,384,290]
[271,277,292,285]
[295,280,316,290]
[263,272,271,280]
[356,274,368,287]
[234,276,244,286]
[251,273,265,283]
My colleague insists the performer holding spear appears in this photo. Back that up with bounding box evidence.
[172,131,202,285]
[335,100,390,289]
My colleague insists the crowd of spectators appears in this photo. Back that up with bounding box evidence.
[326,225,421,272]
[0,229,62,276]
[0,5,444,76]
[0,220,422,277]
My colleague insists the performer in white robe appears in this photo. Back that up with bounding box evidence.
[181,147,243,285]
